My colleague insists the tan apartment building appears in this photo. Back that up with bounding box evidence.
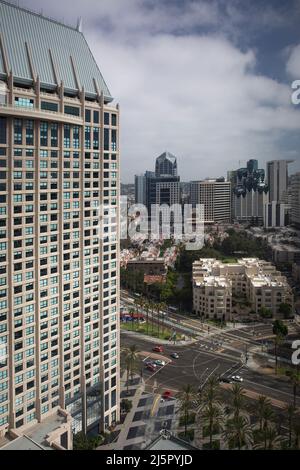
[0,1,120,439]
[193,258,293,320]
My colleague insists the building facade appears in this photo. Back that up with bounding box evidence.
[0,1,119,437]
[231,159,269,223]
[193,258,293,320]
[190,178,231,224]
[290,173,300,228]
[266,160,293,203]
[263,201,290,229]
[134,174,146,205]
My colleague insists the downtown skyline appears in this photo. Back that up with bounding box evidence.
[8,0,300,182]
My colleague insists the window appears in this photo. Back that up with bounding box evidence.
[0,118,6,144]
[73,126,80,149]
[111,114,117,126]
[14,119,22,145]
[85,127,91,149]
[64,105,80,117]
[64,125,71,148]
[51,123,58,148]
[40,122,48,147]
[104,113,109,125]
[41,101,58,112]
[26,120,34,146]
[93,110,99,123]
[104,128,109,151]
[85,109,91,122]
[15,97,34,108]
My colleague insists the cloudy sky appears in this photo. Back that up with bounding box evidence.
[14,0,300,182]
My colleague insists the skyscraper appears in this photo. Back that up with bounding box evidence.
[190,178,231,224]
[231,159,269,223]
[267,160,294,203]
[0,0,119,438]
[146,152,180,213]
[134,174,146,205]
[155,151,177,177]
[290,173,300,228]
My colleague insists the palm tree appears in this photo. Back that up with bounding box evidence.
[160,302,167,337]
[202,403,224,448]
[155,303,161,338]
[256,395,271,432]
[274,333,283,375]
[254,425,282,450]
[177,384,198,436]
[289,371,300,408]
[231,384,246,419]
[123,345,140,394]
[144,300,150,335]
[261,404,274,449]
[286,404,296,448]
[129,308,135,331]
[224,414,253,450]
[293,418,300,449]
[201,375,220,406]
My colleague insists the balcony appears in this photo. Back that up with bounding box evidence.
[0,103,83,125]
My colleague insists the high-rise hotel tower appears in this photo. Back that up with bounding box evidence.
[0,1,120,437]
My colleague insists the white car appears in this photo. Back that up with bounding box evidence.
[154,360,166,366]
[231,375,244,382]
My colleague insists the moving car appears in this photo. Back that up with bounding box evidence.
[153,346,163,353]
[171,352,179,359]
[231,375,243,382]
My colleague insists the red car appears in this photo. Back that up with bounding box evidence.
[162,390,172,399]
[146,364,156,372]
[153,346,163,353]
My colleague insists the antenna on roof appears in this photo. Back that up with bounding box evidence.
[77,17,83,33]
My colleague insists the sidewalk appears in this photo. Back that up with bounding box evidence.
[121,329,199,346]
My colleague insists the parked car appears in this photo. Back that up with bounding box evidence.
[231,375,243,382]
[162,390,172,399]
[219,377,232,384]
[171,352,179,359]
[144,360,156,368]
[154,359,166,366]
[146,364,156,372]
[153,346,163,353]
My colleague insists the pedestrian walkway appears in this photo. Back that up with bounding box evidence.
[121,329,198,346]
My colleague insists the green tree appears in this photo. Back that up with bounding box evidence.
[123,345,139,394]
[279,303,292,319]
[256,395,271,432]
[202,403,224,448]
[272,319,288,337]
[286,404,296,448]
[177,384,198,436]
[231,384,246,419]
[289,371,300,409]
[224,414,253,450]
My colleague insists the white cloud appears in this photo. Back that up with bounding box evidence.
[17,0,300,180]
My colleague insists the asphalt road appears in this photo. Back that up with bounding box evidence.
[121,331,300,407]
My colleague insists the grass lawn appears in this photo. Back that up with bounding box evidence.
[221,257,238,264]
[121,321,183,341]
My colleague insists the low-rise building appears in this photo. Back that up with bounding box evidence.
[193,258,293,320]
